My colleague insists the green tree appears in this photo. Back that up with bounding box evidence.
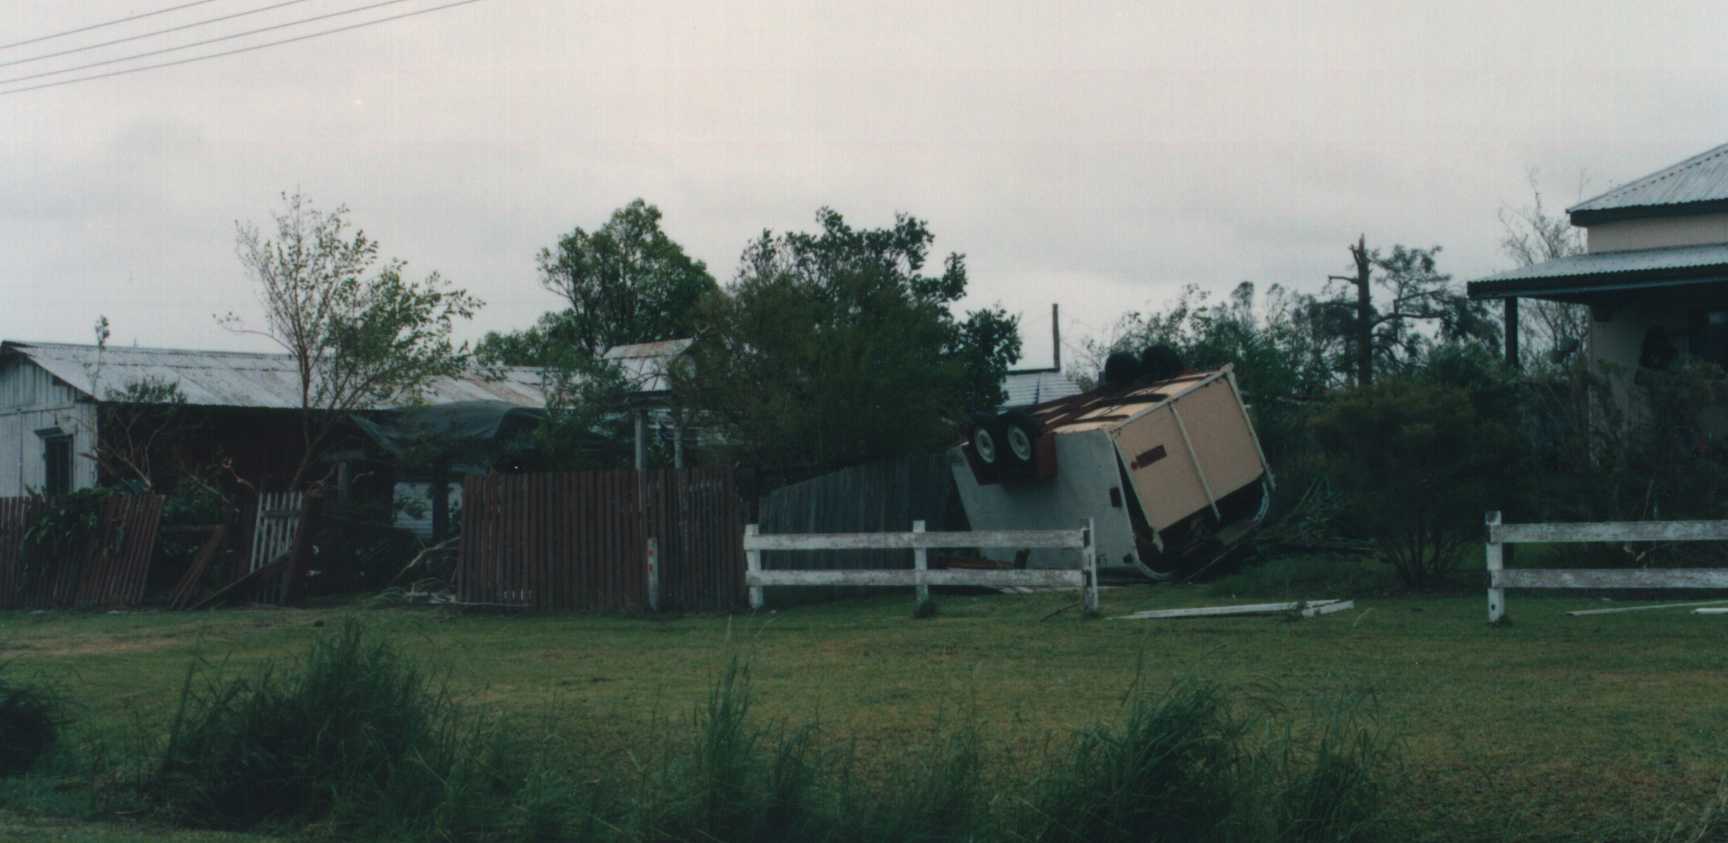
[222,191,483,486]
[536,199,717,356]
[1318,238,1499,386]
[685,208,1021,471]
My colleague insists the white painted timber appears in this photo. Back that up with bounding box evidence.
[745,524,764,610]
[1302,600,1355,617]
[1494,569,1728,589]
[1111,599,1344,621]
[912,521,929,604]
[1491,520,1728,543]
[746,569,1085,588]
[1694,608,1728,615]
[743,528,1085,552]
[1567,600,1728,616]
[1483,511,1728,623]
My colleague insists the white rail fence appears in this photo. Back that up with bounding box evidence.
[1485,510,1728,622]
[744,519,1097,612]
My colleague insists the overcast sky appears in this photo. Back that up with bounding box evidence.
[4,0,1727,369]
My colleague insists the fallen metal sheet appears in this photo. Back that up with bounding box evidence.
[1111,599,1351,620]
[1568,599,1728,617]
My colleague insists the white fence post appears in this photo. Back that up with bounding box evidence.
[1082,517,1098,614]
[913,520,929,604]
[745,524,763,611]
[1486,511,1504,623]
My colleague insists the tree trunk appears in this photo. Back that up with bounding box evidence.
[1350,235,1373,388]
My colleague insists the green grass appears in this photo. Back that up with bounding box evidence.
[4,584,1728,840]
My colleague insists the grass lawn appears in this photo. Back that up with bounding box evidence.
[4,580,1728,840]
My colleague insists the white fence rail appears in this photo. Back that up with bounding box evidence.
[744,519,1097,612]
[1486,510,1728,622]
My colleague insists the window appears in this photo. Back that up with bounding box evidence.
[37,429,72,496]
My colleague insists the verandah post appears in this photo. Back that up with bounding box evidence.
[1486,511,1505,623]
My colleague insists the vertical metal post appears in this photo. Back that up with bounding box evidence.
[913,520,929,604]
[633,409,648,472]
[645,537,660,612]
[1504,298,1521,371]
[1082,517,1098,614]
[745,524,763,610]
[1486,511,1504,623]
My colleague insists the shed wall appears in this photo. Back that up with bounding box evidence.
[0,358,97,496]
[1587,213,1728,253]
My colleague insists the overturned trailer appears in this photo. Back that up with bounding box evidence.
[951,366,1272,580]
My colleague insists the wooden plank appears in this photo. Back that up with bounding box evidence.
[1494,568,1728,589]
[743,528,1086,552]
[1111,599,1343,620]
[746,524,763,610]
[1486,511,1504,623]
[1082,517,1098,614]
[746,568,1085,588]
[1492,520,1728,544]
[913,520,929,604]
[1302,599,1355,617]
[169,526,225,610]
[1569,600,1728,616]
[1694,608,1728,615]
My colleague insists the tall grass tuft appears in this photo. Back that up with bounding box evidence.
[1022,681,1248,842]
[1253,693,1399,842]
[0,664,61,777]
[151,618,570,838]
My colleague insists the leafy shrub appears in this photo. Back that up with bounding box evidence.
[1312,370,1522,588]
[0,666,61,777]
[152,619,549,836]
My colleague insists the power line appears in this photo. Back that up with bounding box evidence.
[0,0,485,97]
[2,0,322,71]
[0,1,224,52]
[0,0,421,86]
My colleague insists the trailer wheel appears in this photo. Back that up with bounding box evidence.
[999,410,1043,465]
[969,413,1003,465]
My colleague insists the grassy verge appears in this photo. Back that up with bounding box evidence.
[4,584,1728,839]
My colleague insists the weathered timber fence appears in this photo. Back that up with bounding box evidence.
[757,454,953,574]
[460,468,744,612]
[0,494,165,610]
[744,519,1097,611]
[1486,510,1728,622]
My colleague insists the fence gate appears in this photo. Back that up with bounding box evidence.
[459,468,745,612]
[248,491,302,603]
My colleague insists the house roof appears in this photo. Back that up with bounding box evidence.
[1001,369,1083,408]
[0,341,549,409]
[602,338,692,395]
[1570,142,1728,225]
[1466,243,1728,300]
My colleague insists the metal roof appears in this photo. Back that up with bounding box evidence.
[1467,243,1728,299]
[1570,142,1728,223]
[1001,369,1083,408]
[602,338,692,395]
[1,341,549,409]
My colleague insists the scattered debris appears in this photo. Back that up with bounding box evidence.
[1568,600,1728,616]
[1111,599,1353,621]
[1694,608,1728,616]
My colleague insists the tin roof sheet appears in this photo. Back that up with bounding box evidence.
[1570,142,1728,219]
[1001,369,1083,408]
[1467,243,1728,299]
[2,341,549,409]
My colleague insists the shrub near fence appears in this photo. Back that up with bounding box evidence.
[459,468,745,612]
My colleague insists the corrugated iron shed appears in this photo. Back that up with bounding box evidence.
[2,341,548,409]
[1570,142,1728,223]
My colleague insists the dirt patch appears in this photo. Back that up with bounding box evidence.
[7,637,179,658]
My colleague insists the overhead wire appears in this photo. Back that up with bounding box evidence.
[0,0,486,97]
[0,1,227,51]
[0,0,322,71]
[0,0,424,86]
